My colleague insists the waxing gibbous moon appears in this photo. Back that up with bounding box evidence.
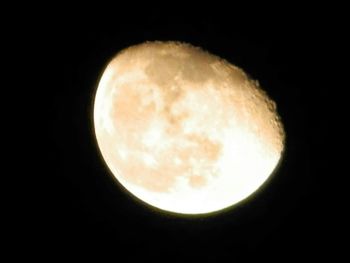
[94,41,285,215]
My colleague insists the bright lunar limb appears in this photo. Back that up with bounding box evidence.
[94,41,285,215]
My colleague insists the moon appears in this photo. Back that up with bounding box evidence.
[93,41,285,215]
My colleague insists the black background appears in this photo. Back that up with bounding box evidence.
[39,8,332,261]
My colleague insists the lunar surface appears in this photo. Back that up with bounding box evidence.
[94,41,285,214]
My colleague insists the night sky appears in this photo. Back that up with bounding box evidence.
[39,8,332,260]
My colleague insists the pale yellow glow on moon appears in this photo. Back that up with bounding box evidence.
[94,41,285,215]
